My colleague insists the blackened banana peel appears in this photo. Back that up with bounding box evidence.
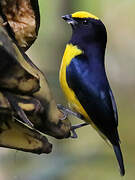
[0,27,40,94]
[0,0,71,154]
[0,92,52,154]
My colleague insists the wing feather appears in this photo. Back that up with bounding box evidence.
[66,55,119,143]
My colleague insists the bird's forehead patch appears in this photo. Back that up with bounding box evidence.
[72,11,99,20]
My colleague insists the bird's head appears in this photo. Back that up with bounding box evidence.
[62,11,107,50]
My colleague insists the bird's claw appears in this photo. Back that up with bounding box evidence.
[70,122,89,138]
[57,104,89,138]
[70,128,78,138]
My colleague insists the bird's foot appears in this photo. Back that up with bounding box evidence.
[70,123,89,138]
[57,104,88,138]
[57,104,84,120]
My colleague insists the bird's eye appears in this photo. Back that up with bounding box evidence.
[82,19,89,25]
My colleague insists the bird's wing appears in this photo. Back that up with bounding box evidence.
[66,55,119,143]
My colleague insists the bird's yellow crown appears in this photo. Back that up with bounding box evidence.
[72,11,99,20]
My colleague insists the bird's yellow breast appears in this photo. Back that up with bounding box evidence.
[59,44,90,122]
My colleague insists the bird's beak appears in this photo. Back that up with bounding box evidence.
[62,14,78,26]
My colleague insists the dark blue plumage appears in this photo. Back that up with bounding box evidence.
[66,53,119,144]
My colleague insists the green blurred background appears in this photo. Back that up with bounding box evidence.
[0,0,135,179]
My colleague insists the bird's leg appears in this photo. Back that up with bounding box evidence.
[57,104,89,138]
[57,104,84,120]
[70,122,89,138]
[3,92,34,127]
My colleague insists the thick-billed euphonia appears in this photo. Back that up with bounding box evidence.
[59,11,125,176]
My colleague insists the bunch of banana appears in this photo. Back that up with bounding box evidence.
[0,0,71,154]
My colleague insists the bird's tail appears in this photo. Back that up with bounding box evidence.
[113,144,125,176]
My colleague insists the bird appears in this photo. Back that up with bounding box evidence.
[59,11,125,176]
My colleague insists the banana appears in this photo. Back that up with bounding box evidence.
[0,0,40,51]
[0,92,52,154]
[0,27,40,94]
[0,0,71,154]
